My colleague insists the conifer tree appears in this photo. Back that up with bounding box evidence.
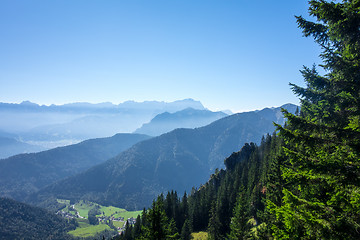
[228,189,247,239]
[140,195,181,240]
[123,220,133,240]
[180,219,192,240]
[208,200,222,240]
[167,218,180,239]
[143,196,169,239]
[133,215,142,239]
[269,0,360,239]
[180,192,189,228]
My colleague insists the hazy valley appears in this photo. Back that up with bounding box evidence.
[0,99,207,158]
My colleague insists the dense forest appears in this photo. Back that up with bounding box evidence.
[113,134,282,239]
[114,0,360,239]
[0,197,76,240]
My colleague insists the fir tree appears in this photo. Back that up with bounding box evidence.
[123,220,133,240]
[208,200,222,240]
[228,189,247,239]
[133,215,142,239]
[180,219,192,240]
[269,0,360,239]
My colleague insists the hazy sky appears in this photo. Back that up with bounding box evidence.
[0,0,321,112]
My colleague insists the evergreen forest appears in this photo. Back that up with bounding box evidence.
[114,1,360,239]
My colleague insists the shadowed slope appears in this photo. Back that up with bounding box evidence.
[0,133,150,200]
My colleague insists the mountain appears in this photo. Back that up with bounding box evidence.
[255,103,298,125]
[0,99,205,149]
[0,136,45,159]
[134,108,228,136]
[29,104,297,210]
[0,133,151,201]
[118,98,205,112]
[0,197,75,240]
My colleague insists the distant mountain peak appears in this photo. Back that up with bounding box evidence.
[62,102,117,108]
[134,107,227,136]
[173,98,198,103]
[221,109,233,115]
[20,101,38,106]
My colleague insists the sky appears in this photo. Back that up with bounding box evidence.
[0,0,322,113]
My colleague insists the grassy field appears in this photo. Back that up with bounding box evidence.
[57,199,70,205]
[192,231,208,240]
[57,198,141,237]
[58,199,140,220]
[97,205,126,217]
[68,223,111,238]
[112,221,125,229]
[77,219,90,228]
[74,200,100,218]
[113,210,142,220]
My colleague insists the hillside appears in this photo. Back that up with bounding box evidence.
[114,134,280,240]
[134,108,227,136]
[0,197,75,240]
[29,104,296,210]
[0,133,150,200]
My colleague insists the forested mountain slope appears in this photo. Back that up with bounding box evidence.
[29,104,296,210]
[0,197,75,240]
[0,133,150,200]
[114,134,282,239]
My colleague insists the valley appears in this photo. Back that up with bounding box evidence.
[56,199,141,238]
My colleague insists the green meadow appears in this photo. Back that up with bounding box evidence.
[68,223,112,238]
[57,199,141,238]
[191,232,208,240]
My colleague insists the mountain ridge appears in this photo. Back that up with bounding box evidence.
[28,104,297,210]
[0,98,205,112]
[134,108,228,136]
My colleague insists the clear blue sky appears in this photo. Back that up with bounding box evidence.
[0,0,321,112]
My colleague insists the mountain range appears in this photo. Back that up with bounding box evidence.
[28,104,297,210]
[0,99,206,156]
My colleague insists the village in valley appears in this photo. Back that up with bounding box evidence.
[56,199,141,238]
